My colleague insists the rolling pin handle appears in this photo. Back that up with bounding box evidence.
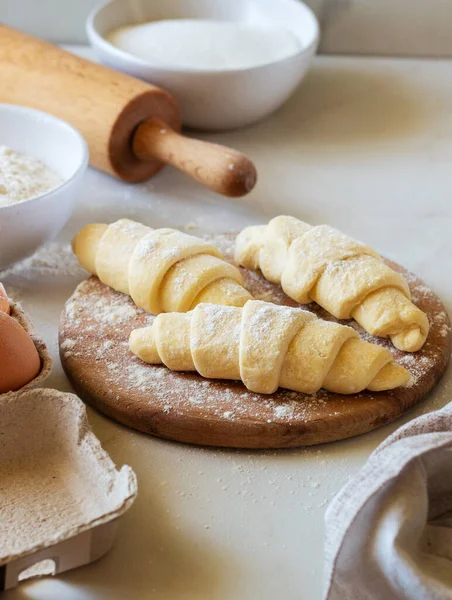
[133,118,257,197]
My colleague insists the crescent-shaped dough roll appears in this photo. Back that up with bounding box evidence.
[235,216,429,352]
[129,300,411,395]
[72,219,252,314]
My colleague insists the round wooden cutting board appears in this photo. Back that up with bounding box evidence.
[59,233,451,449]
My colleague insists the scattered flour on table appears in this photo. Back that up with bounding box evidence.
[152,442,353,519]
[0,242,87,281]
[0,146,62,207]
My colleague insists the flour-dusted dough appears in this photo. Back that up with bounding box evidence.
[129,300,411,395]
[72,219,252,314]
[235,216,429,352]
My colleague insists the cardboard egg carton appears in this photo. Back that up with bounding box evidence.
[0,302,137,590]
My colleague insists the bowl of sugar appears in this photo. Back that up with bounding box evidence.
[87,0,319,130]
[0,105,88,270]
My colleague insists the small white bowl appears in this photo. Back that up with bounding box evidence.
[87,0,319,131]
[0,105,88,270]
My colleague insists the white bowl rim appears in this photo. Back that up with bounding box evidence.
[87,0,319,75]
[0,104,89,213]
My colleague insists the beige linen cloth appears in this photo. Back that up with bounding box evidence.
[324,403,452,600]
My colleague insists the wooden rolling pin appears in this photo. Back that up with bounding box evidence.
[0,26,257,197]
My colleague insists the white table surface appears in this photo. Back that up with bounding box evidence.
[3,48,452,600]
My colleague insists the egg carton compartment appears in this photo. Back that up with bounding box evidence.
[0,388,137,590]
[0,300,53,395]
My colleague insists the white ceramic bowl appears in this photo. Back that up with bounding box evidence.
[87,0,319,131]
[0,105,88,270]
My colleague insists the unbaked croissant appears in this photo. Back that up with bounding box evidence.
[72,219,252,314]
[129,300,411,395]
[235,216,429,352]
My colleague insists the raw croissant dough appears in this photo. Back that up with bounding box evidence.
[235,216,429,352]
[72,219,252,314]
[130,300,411,395]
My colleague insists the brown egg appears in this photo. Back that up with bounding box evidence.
[0,309,41,394]
[0,283,10,314]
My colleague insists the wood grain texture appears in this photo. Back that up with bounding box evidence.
[59,234,451,449]
[0,26,257,196]
[0,25,180,182]
[134,119,257,197]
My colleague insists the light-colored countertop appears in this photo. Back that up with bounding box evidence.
[3,49,452,600]
[7,0,452,57]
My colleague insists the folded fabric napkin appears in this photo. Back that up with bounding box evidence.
[324,403,452,600]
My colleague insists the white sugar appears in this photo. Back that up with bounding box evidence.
[106,20,301,71]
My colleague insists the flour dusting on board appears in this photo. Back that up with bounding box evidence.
[60,284,333,427]
[59,233,451,437]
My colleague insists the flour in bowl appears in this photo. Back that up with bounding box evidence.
[0,146,62,207]
[106,19,301,70]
